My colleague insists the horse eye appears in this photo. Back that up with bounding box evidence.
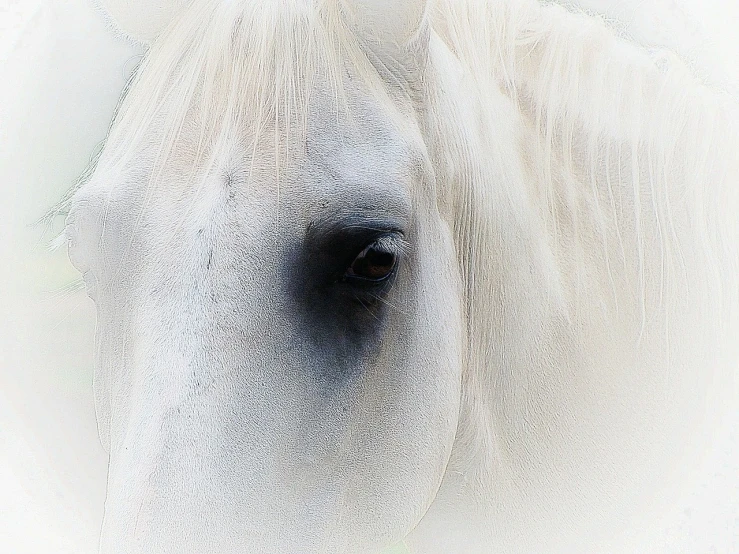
[345,241,398,282]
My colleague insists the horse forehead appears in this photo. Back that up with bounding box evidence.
[304,87,428,190]
[76,71,427,221]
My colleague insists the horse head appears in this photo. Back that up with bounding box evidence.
[66,0,739,552]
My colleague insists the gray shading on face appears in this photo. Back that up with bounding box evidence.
[67,65,465,553]
[285,98,418,388]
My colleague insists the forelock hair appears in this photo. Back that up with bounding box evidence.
[100,0,403,187]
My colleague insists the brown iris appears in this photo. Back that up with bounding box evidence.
[345,241,397,282]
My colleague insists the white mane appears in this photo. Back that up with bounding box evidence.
[436,0,739,313]
[429,0,739,545]
[94,0,739,299]
[84,0,739,268]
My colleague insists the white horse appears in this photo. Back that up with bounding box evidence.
[60,0,739,551]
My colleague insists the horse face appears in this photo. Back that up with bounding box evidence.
[66,56,463,552]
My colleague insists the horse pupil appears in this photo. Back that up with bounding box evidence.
[353,248,394,279]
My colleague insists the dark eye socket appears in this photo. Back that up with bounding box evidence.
[342,234,403,285]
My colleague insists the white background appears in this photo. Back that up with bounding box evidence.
[0,0,736,551]
[1,2,139,550]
